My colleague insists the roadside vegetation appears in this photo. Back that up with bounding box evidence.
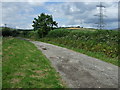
[2,24,119,67]
[2,12,119,88]
[19,28,119,66]
[0,36,2,89]
[2,27,19,37]
[2,37,65,88]
[39,28,118,66]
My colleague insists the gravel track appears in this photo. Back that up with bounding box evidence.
[30,40,118,88]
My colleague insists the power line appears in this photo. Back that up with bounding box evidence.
[94,2,106,30]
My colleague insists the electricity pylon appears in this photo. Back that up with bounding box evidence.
[94,2,106,30]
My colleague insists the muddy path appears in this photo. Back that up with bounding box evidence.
[30,40,118,88]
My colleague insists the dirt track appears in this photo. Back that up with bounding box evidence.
[30,40,118,88]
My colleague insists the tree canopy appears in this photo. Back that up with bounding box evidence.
[32,13,58,37]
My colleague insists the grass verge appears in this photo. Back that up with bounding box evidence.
[39,38,118,66]
[0,36,2,89]
[2,37,65,88]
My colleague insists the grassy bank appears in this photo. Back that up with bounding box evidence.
[0,36,2,89]
[39,28,118,66]
[2,37,65,88]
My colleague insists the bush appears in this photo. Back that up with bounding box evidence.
[2,27,20,37]
[47,29,71,38]
[11,30,20,37]
[2,27,12,37]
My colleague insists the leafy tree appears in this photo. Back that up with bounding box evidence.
[32,13,58,37]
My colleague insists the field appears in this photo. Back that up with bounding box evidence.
[38,28,118,66]
[66,28,81,30]
[66,27,96,31]
[2,37,65,88]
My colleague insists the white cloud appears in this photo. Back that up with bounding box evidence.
[0,2,2,25]
[0,24,4,27]
[1,1,118,29]
[27,0,49,6]
[2,0,49,2]
[1,0,119,2]
[1,0,49,6]
[45,2,118,29]
[1,2,35,29]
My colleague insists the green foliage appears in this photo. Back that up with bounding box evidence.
[2,27,12,36]
[20,28,118,65]
[32,13,58,37]
[40,29,118,62]
[22,31,29,37]
[2,27,19,37]
[20,30,40,40]
[47,29,71,38]
[37,28,48,38]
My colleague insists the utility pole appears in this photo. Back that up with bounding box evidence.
[81,19,84,28]
[94,2,106,30]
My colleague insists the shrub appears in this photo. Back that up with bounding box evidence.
[2,27,12,37]
[2,27,20,37]
[47,29,71,38]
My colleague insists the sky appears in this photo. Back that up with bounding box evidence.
[0,0,118,29]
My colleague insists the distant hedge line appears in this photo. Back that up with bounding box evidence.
[2,27,20,37]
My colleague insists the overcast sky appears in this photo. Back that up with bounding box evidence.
[0,0,118,29]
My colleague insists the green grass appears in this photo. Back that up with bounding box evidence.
[19,28,119,66]
[37,28,118,66]
[39,39,118,66]
[2,37,65,88]
[0,36,2,89]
